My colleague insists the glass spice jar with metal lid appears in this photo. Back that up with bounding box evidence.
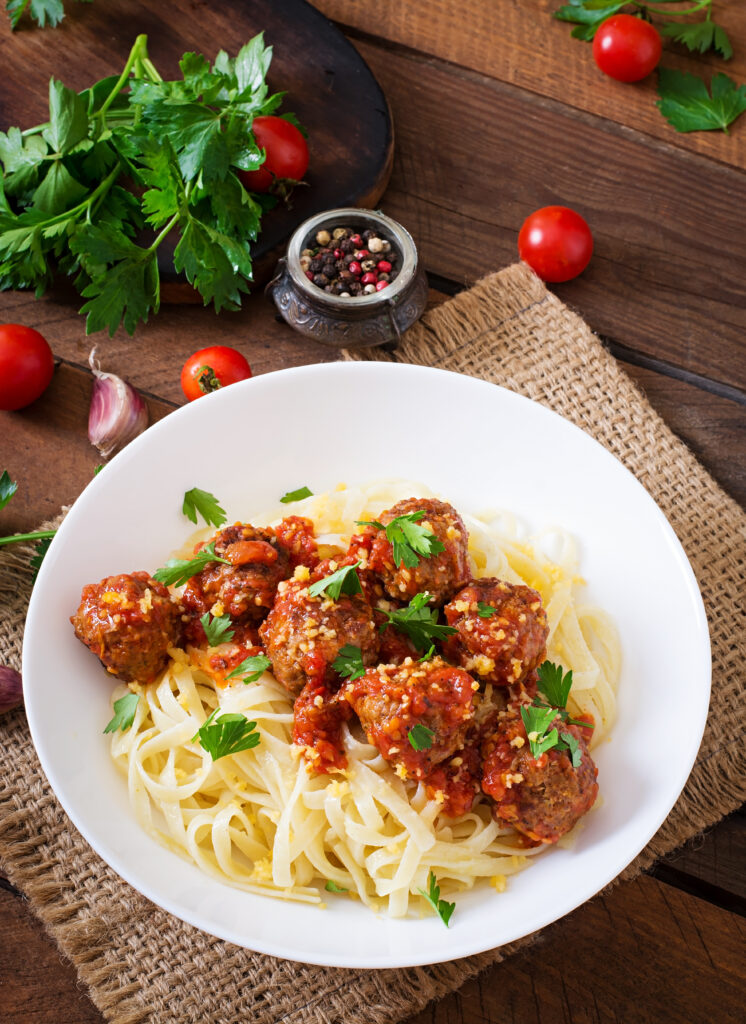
[267,208,428,349]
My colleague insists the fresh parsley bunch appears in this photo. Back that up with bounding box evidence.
[0,33,301,335]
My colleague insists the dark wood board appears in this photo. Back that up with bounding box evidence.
[0,0,393,289]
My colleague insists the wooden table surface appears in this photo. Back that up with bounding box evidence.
[1,1,745,1021]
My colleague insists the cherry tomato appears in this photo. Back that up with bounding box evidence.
[237,116,309,193]
[518,206,593,283]
[0,324,54,411]
[592,15,662,83]
[181,346,252,402]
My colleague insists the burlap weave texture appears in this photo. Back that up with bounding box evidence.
[1,262,744,1024]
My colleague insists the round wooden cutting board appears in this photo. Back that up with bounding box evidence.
[0,0,394,293]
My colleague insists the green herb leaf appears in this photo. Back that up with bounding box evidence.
[182,486,227,527]
[553,0,626,41]
[0,470,17,510]
[408,722,435,751]
[152,540,230,587]
[324,879,349,893]
[103,692,140,734]
[657,69,746,134]
[43,78,89,154]
[476,601,497,618]
[200,611,235,647]
[30,535,53,581]
[307,561,362,601]
[559,730,583,768]
[378,592,457,652]
[359,511,445,569]
[418,870,455,927]
[93,464,103,476]
[659,19,733,61]
[225,653,271,683]
[536,661,573,710]
[280,485,312,504]
[332,644,366,681]
[419,644,436,663]
[520,704,560,759]
[192,708,260,760]
[7,0,66,32]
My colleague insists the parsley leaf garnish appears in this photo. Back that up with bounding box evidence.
[192,709,260,760]
[280,486,312,504]
[520,704,560,760]
[0,470,17,510]
[182,487,227,527]
[660,18,732,60]
[332,644,366,682]
[418,870,455,927]
[358,511,445,569]
[378,592,456,652]
[225,653,271,684]
[476,601,497,618]
[657,69,746,134]
[553,0,626,41]
[559,730,583,769]
[536,661,573,709]
[6,0,70,31]
[408,723,435,751]
[307,561,362,601]
[30,535,53,582]
[103,692,140,734]
[200,611,235,646]
[325,880,349,893]
[152,540,230,587]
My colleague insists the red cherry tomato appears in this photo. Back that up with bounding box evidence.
[0,324,54,411]
[518,206,593,283]
[592,15,662,83]
[237,116,309,193]
[181,346,252,402]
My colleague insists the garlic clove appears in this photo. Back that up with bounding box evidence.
[0,665,23,715]
[88,348,148,459]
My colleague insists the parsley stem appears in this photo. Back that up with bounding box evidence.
[0,529,56,548]
[37,162,122,230]
[97,35,151,123]
[636,0,711,15]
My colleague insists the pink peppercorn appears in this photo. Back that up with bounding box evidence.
[361,272,378,285]
[375,280,389,291]
[377,260,392,273]
[334,248,343,259]
[348,261,362,276]
[305,271,314,281]
[350,234,363,247]
[354,249,370,260]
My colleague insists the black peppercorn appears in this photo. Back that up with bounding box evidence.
[314,273,329,286]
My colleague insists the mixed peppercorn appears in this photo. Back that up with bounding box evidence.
[299,225,400,297]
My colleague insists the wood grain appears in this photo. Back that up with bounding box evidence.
[347,37,746,391]
[313,0,746,167]
[0,0,393,287]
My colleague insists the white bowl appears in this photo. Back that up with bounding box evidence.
[23,362,711,968]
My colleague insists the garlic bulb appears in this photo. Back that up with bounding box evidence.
[88,348,148,458]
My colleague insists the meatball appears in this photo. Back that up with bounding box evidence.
[481,706,598,844]
[71,571,182,684]
[443,578,548,687]
[421,721,482,817]
[365,497,470,606]
[293,679,353,774]
[344,656,477,780]
[181,522,290,626]
[273,515,319,570]
[258,573,379,697]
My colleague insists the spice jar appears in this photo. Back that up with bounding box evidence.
[267,208,428,348]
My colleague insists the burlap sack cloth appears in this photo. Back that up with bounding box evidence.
[1,263,744,1024]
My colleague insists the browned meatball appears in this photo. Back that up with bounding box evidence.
[443,578,548,687]
[181,523,290,625]
[258,574,379,697]
[344,656,477,780]
[365,497,470,606]
[71,572,182,684]
[481,706,598,844]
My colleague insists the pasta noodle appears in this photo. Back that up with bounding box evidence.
[109,480,620,916]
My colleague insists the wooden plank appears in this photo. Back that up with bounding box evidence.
[0,0,393,288]
[0,885,103,1024]
[313,0,746,168]
[345,37,746,390]
[402,874,746,1024]
[660,811,746,902]
[1,869,744,1024]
